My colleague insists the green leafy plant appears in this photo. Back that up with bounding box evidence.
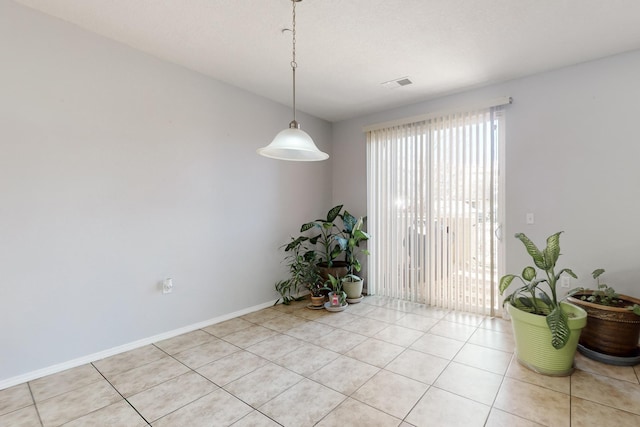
[300,205,345,267]
[499,232,577,349]
[582,269,620,305]
[336,211,370,276]
[325,274,347,305]
[307,280,329,297]
[274,280,301,306]
[295,205,371,272]
[275,236,321,305]
[572,269,640,315]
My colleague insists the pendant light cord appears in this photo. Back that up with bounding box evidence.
[256,0,328,161]
[291,0,298,126]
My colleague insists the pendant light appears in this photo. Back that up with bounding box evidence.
[257,0,329,161]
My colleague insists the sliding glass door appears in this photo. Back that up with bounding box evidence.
[367,105,505,316]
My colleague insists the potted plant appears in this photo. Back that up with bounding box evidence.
[300,205,349,280]
[567,269,640,359]
[336,211,370,301]
[325,274,348,311]
[275,236,321,305]
[499,232,587,376]
[307,279,328,308]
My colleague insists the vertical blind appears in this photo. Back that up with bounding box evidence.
[366,102,507,315]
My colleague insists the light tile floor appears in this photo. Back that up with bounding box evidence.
[2,296,640,426]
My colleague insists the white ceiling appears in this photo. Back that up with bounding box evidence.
[12,0,640,122]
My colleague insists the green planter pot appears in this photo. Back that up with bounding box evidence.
[508,302,587,376]
[342,278,363,299]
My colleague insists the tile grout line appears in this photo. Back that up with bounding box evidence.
[569,371,573,427]
[26,382,45,427]
[97,342,219,425]
[152,343,243,424]
[92,361,151,426]
[421,321,491,409]
[190,321,325,421]
[104,341,247,425]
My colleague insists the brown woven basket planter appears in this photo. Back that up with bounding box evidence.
[567,292,640,357]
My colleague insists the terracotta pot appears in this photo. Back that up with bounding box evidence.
[310,295,325,307]
[567,292,640,357]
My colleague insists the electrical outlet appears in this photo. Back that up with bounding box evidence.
[560,276,570,288]
[163,278,173,294]
[526,213,534,224]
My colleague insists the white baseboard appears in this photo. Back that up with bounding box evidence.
[0,299,278,391]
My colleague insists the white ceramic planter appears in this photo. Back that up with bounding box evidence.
[342,278,363,299]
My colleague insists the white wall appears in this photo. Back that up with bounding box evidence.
[333,49,640,297]
[0,1,332,383]
[4,0,640,386]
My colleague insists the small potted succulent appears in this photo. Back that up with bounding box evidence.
[567,269,640,358]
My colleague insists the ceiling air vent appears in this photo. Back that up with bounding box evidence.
[381,77,413,89]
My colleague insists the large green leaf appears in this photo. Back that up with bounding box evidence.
[342,211,357,233]
[330,244,343,260]
[533,297,552,315]
[515,233,546,269]
[522,266,536,281]
[543,232,562,269]
[284,236,308,252]
[353,229,370,242]
[300,222,315,232]
[517,297,534,309]
[335,236,348,250]
[326,205,343,222]
[592,268,605,279]
[538,291,552,307]
[303,250,316,262]
[546,306,570,349]
[556,268,577,280]
[499,275,516,295]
